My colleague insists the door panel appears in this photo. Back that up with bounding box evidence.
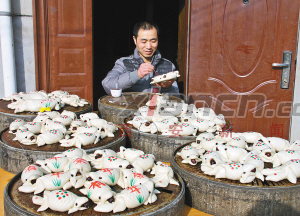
[188,0,299,139]
[48,0,93,104]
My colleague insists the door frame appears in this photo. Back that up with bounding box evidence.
[32,0,50,92]
[177,0,190,98]
[290,14,300,142]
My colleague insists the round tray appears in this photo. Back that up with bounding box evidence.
[4,171,185,216]
[98,92,183,125]
[0,99,92,132]
[170,143,300,216]
[0,127,125,174]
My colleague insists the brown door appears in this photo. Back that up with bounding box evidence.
[187,0,299,139]
[34,0,93,105]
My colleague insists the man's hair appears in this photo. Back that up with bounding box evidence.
[133,20,159,38]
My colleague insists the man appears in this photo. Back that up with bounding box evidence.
[102,21,179,95]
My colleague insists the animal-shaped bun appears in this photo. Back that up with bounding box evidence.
[150,71,180,84]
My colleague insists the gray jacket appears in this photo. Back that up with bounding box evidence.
[102,48,179,94]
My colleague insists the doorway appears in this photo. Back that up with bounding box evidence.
[92,0,181,110]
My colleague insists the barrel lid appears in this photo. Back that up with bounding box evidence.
[0,99,92,116]
[99,92,182,110]
[172,143,300,188]
[5,169,185,215]
[0,126,124,152]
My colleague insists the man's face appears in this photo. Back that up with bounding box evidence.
[133,28,158,63]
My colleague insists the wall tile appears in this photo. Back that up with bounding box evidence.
[12,0,33,16]
[0,41,4,98]
[13,16,36,93]
[290,26,300,142]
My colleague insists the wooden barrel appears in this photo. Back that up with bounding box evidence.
[4,171,185,216]
[171,143,300,216]
[122,117,232,163]
[0,127,125,174]
[0,99,92,132]
[122,122,195,163]
[98,92,183,125]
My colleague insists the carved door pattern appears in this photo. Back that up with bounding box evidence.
[187,0,300,139]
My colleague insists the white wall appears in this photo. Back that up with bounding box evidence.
[13,0,36,93]
[0,0,35,98]
[0,41,4,98]
[290,12,300,143]
[12,0,36,93]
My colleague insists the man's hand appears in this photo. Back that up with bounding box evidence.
[154,79,175,89]
[137,63,154,79]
